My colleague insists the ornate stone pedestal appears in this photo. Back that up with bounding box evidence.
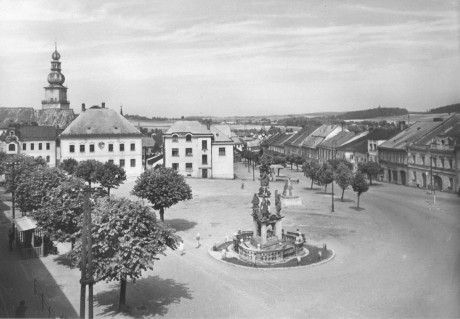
[280,195,302,207]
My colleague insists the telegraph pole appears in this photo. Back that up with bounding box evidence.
[79,188,88,319]
[331,142,336,213]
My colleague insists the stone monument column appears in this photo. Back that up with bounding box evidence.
[253,219,259,237]
[274,219,283,240]
[261,223,268,245]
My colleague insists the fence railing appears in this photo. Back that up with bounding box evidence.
[33,278,66,319]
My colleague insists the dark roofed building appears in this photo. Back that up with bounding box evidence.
[284,125,320,156]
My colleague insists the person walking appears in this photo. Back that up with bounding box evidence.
[196,232,201,248]
[15,300,26,318]
[241,181,245,190]
[8,229,14,252]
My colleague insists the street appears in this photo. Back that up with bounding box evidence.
[1,162,459,318]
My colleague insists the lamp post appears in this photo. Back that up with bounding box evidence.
[331,142,336,213]
[79,186,103,319]
[6,161,20,234]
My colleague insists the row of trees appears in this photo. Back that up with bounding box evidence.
[303,159,379,208]
[0,154,192,309]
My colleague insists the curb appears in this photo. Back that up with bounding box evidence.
[207,246,335,271]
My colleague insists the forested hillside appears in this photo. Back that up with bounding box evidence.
[339,107,408,120]
[429,103,460,114]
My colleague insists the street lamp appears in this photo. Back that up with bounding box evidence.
[6,161,20,234]
[331,142,336,213]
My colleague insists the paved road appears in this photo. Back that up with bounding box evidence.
[1,164,459,318]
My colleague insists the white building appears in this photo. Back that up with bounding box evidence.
[0,126,58,167]
[59,104,143,177]
[163,121,234,179]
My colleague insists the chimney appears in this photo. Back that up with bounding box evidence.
[102,102,105,108]
[206,121,211,130]
[82,103,86,112]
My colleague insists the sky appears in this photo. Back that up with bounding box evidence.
[0,0,459,118]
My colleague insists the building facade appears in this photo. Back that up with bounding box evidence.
[163,121,234,179]
[59,104,143,177]
[42,45,70,110]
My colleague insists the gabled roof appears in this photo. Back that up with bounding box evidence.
[60,107,141,138]
[379,119,449,150]
[339,128,400,153]
[166,121,212,135]
[410,114,460,147]
[264,132,295,147]
[210,125,233,143]
[285,125,320,147]
[0,108,35,129]
[319,131,358,149]
[35,109,76,129]
[302,125,341,149]
[17,126,58,141]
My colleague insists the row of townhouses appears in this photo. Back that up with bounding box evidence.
[261,115,460,193]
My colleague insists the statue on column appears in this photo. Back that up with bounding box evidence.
[275,190,282,215]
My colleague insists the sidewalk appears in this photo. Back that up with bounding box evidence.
[0,189,77,318]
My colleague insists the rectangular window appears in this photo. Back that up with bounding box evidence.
[80,145,85,153]
[108,159,114,164]
[90,144,95,152]
[185,163,192,171]
[119,159,125,167]
[120,144,125,152]
[23,143,26,151]
[172,135,178,142]
[172,163,179,170]
[172,148,179,156]
[46,156,50,163]
[46,143,50,150]
[130,143,135,151]
[202,140,207,150]
[39,143,42,150]
[202,155,208,165]
[186,148,192,156]
[130,159,136,167]
[449,159,453,169]
[109,144,114,152]
[69,145,74,153]
[219,147,226,156]
[31,143,34,151]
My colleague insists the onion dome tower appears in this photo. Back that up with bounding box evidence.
[42,43,70,109]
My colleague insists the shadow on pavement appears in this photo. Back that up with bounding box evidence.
[95,275,193,317]
[349,206,366,211]
[165,219,197,232]
[0,188,78,319]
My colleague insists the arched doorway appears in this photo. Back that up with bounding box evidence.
[400,171,406,185]
[433,175,443,191]
[422,173,427,188]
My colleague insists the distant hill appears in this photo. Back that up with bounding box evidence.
[429,103,460,114]
[339,107,408,120]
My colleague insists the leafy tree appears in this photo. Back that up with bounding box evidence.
[97,162,127,196]
[286,154,294,169]
[302,160,321,189]
[2,154,47,194]
[358,161,382,185]
[60,158,79,175]
[318,162,334,193]
[75,159,104,187]
[0,151,8,175]
[294,155,305,171]
[33,176,86,248]
[131,167,192,222]
[69,197,181,310]
[15,167,66,214]
[258,153,272,176]
[336,163,353,201]
[328,158,353,171]
[352,173,369,208]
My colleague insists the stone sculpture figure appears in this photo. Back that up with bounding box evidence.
[260,198,269,218]
[251,193,260,208]
[283,180,288,196]
[287,178,293,197]
[260,171,270,187]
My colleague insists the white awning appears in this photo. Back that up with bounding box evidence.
[14,216,37,232]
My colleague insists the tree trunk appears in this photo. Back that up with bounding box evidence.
[311,179,314,189]
[159,207,165,222]
[71,238,75,250]
[119,277,127,311]
[290,162,293,170]
[357,194,360,208]
[369,175,373,185]
[341,188,345,202]
[324,184,327,193]
[108,187,111,196]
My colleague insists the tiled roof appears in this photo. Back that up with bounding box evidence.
[35,109,76,129]
[285,125,320,147]
[319,131,358,149]
[210,125,233,143]
[379,120,447,150]
[17,126,58,140]
[166,121,211,135]
[338,128,400,152]
[302,125,340,149]
[0,108,35,128]
[410,114,460,146]
[60,107,141,137]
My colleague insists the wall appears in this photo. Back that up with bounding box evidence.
[211,144,234,179]
[60,136,143,177]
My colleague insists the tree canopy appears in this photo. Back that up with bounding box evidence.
[352,173,369,208]
[302,160,321,189]
[97,161,127,196]
[60,158,79,175]
[2,154,47,194]
[336,163,353,201]
[131,167,192,221]
[69,197,181,309]
[318,162,334,193]
[358,161,382,185]
[75,159,104,187]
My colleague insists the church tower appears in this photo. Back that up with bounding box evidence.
[42,44,70,109]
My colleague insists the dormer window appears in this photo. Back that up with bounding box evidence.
[172,134,178,142]
[186,134,192,142]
